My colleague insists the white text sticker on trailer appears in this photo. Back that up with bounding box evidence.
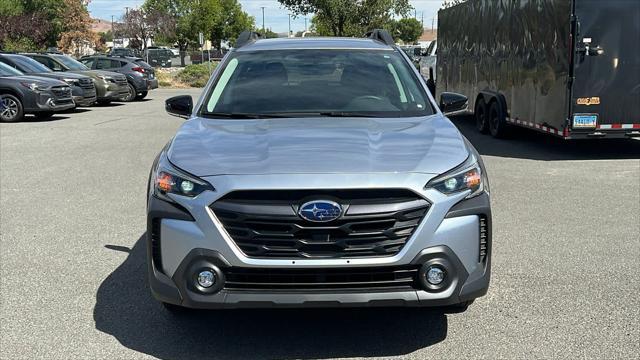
[573,114,598,129]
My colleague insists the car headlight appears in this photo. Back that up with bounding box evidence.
[20,82,48,91]
[426,153,485,199]
[97,75,115,83]
[153,152,213,201]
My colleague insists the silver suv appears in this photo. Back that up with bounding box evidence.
[147,30,491,311]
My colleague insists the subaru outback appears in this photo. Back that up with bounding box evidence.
[147,30,491,311]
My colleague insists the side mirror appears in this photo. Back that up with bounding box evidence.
[439,92,468,116]
[165,95,193,119]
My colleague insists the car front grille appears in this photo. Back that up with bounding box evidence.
[114,76,127,86]
[51,86,72,99]
[78,78,94,89]
[224,265,421,291]
[211,189,430,259]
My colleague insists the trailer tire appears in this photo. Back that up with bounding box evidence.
[488,101,510,138]
[475,98,489,134]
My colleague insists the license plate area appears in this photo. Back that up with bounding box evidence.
[573,114,598,129]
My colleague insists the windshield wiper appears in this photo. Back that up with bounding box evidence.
[201,112,292,119]
[319,112,381,118]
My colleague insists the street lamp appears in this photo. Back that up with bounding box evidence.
[288,13,291,38]
[261,7,266,32]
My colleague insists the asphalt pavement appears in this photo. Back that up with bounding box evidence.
[1,89,639,359]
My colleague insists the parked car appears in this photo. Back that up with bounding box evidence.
[419,40,437,80]
[0,53,96,107]
[0,62,74,122]
[23,53,128,105]
[189,49,225,64]
[149,30,491,312]
[109,48,138,58]
[79,55,158,101]
[143,48,173,68]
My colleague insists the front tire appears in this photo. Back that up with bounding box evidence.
[162,302,190,315]
[120,83,137,102]
[135,91,148,100]
[0,94,24,122]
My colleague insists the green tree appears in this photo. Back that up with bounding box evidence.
[280,0,411,37]
[0,0,23,16]
[390,18,423,44]
[260,28,279,39]
[209,0,255,50]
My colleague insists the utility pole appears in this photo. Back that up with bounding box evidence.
[261,7,266,32]
[421,12,424,28]
[431,17,435,32]
[288,14,291,37]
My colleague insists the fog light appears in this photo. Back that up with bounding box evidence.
[197,270,216,288]
[426,266,445,285]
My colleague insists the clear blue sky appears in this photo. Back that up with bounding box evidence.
[88,0,445,34]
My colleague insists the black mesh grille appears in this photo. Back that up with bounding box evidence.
[211,189,430,259]
[78,78,95,90]
[150,219,163,272]
[224,265,421,291]
[51,86,72,99]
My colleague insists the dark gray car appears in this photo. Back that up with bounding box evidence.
[80,55,158,102]
[23,53,128,105]
[0,53,97,107]
[0,62,74,122]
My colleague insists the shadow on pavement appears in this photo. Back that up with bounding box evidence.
[94,234,448,360]
[451,114,640,160]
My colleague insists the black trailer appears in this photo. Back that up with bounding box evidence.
[436,0,640,139]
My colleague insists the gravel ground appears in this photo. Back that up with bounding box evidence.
[1,89,639,359]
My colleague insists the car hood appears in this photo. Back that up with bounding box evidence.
[9,75,67,86]
[27,72,85,81]
[68,70,122,79]
[168,115,469,176]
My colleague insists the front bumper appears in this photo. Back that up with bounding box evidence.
[96,82,129,100]
[23,90,75,112]
[147,173,491,309]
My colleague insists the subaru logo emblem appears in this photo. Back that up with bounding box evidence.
[298,200,343,222]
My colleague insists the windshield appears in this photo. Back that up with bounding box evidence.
[0,62,23,77]
[202,49,433,118]
[53,55,89,70]
[9,55,52,73]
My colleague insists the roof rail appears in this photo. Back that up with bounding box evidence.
[235,31,262,48]
[365,29,395,46]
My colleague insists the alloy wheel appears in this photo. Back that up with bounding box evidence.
[0,97,19,121]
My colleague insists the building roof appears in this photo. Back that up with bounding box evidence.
[237,37,394,52]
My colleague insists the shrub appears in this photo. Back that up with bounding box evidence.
[176,63,216,88]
